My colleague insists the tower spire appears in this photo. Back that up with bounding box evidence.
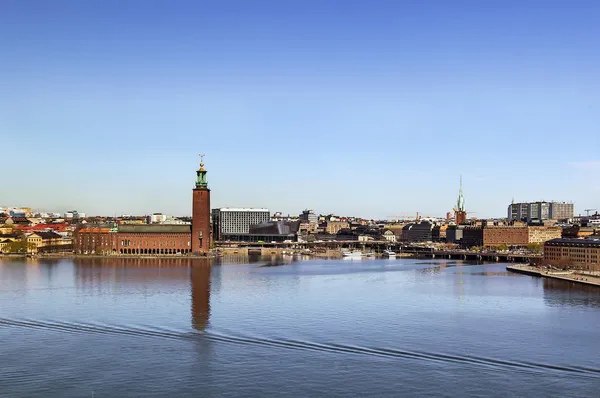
[456,175,465,212]
[195,153,208,189]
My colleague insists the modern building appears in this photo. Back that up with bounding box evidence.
[544,238,600,270]
[246,220,299,242]
[401,221,434,242]
[212,208,270,241]
[507,201,574,222]
[446,225,464,244]
[299,209,318,224]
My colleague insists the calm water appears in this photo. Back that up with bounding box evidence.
[2,256,600,397]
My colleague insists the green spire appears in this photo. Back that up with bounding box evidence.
[456,175,465,212]
[195,154,208,189]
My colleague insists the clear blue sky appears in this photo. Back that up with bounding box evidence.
[1,0,599,218]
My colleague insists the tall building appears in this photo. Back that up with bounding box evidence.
[192,156,211,254]
[549,202,574,220]
[507,201,574,222]
[299,209,318,224]
[211,208,270,241]
[454,176,467,225]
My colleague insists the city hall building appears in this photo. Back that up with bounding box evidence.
[74,159,212,256]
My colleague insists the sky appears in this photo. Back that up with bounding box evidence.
[1,0,599,219]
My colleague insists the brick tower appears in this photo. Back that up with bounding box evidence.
[192,155,211,255]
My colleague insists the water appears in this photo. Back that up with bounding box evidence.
[1,256,600,397]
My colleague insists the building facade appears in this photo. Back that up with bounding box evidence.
[528,226,562,244]
[483,227,528,247]
[544,238,600,270]
[401,221,434,242]
[326,221,349,235]
[74,225,192,255]
[74,157,213,256]
[508,201,574,222]
[192,159,211,254]
[27,231,72,253]
[452,225,561,248]
[212,208,270,241]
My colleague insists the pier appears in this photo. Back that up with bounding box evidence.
[507,265,600,287]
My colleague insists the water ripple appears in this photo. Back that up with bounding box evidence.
[2,317,598,379]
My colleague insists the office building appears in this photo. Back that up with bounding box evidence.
[212,208,270,241]
[507,201,574,222]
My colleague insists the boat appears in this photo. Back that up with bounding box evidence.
[342,250,362,258]
[364,252,375,258]
[382,250,396,258]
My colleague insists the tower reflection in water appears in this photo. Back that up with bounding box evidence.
[73,257,213,331]
[190,259,211,331]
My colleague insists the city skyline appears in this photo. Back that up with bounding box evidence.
[2,1,599,217]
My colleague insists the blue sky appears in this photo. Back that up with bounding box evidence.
[1,0,599,218]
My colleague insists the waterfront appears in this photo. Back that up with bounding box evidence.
[2,257,600,397]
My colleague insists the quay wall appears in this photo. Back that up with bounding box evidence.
[506,265,600,287]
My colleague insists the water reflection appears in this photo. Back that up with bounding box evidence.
[72,257,214,330]
[190,260,211,331]
[543,278,600,308]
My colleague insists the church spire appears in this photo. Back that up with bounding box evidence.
[456,175,465,212]
[195,154,208,189]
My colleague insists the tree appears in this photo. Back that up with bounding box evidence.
[2,240,35,253]
[527,243,543,253]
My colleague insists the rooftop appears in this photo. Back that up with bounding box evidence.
[545,238,600,248]
[32,231,63,240]
[215,208,270,212]
[118,225,191,234]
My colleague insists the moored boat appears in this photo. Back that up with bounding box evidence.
[342,250,362,258]
[382,250,396,258]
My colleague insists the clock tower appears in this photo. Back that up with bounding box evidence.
[191,155,211,254]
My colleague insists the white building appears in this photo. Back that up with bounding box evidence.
[382,230,396,242]
[212,208,270,240]
[64,210,85,219]
[150,213,168,223]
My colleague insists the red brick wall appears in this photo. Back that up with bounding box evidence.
[74,230,112,254]
[192,188,211,254]
[115,232,191,254]
[483,227,528,247]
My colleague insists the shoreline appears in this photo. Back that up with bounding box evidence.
[506,265,600,287]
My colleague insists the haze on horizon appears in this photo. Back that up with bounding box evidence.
[2,0,599,219]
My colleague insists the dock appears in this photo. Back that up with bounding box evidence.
[506,265,600,287]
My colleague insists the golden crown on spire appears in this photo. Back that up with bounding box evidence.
[198,153,206,171]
